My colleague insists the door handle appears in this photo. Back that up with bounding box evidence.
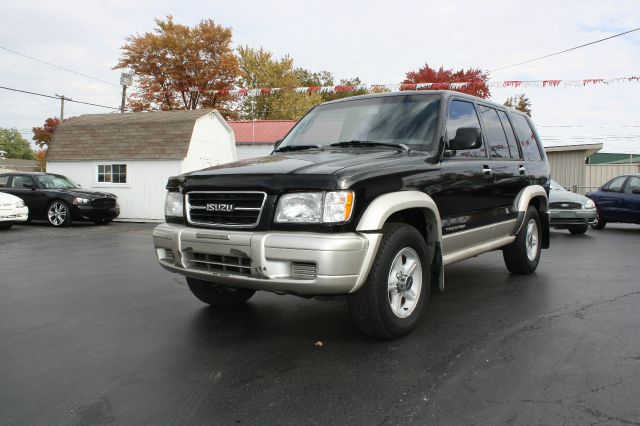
[482,165,493,178]
[518,165,526,175]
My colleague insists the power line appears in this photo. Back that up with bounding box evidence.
[0,85,119,110]
[0,45,119,88]
[490,27,640,73]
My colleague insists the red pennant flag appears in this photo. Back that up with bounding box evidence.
[400,83,417,90]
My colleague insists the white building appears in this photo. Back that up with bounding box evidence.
[46,110,236,221]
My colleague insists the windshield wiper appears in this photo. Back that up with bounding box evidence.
[329,140,411,152]
[274,144,324,153]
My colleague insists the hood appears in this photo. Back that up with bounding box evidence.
[51,188,116,199]
[0,191,24,204]
[549,188,589,204]
[188,148,428,177]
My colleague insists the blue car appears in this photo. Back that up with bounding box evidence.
[587,174,640,230]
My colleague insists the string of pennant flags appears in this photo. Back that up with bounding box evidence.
[132,76,640,98]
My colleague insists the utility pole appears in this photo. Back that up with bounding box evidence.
[55,94,71,120]
[120,72,133,113]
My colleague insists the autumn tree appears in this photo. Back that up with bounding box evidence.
[403,63,490,98]
[115,16,238,114]
[32,117,62,149]
[504,94,532,116]
[0,128,34,159]
[235,46,321,120]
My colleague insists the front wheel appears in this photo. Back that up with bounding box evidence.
[186,277,255,306]
[348,223,430,339]
[568,224,589,235]
[503,206,541,275]
[591,212,606,230]
[47,201,71,227]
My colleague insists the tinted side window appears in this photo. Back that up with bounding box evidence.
[446,100,485,158]
[0,175,8,187]
[605,176,627,192]
[479,106,510,159]
[9,175,34,189]
[497,110,521,159]
[624,176,640,194]
[511,114,542,161]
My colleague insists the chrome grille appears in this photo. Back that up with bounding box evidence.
[550,201,582,210]
[186,191,266,228]
[190,252,251,276]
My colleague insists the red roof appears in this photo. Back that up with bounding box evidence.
[228,120,297,144]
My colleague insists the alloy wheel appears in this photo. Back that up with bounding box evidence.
[48,202,68,226]
[387,247,423,319]
[525,218,539,261]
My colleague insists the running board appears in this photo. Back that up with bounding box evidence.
[443,236,515,266]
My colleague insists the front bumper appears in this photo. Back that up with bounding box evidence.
[152,223,381,295]
[0,206,28,223]
[74,206,120,221]
[549,209,597,226]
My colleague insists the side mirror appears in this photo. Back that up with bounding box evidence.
[449,128,482,150]
[632,188,640,195]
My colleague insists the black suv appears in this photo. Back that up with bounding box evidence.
[153,91,550,339]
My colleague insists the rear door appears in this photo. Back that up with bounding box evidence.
[477,105,526,236]
[6,175,41,217]
[510,113,549,189]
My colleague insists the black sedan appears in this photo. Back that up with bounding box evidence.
[0,172,119,227]
[587,174,640,230]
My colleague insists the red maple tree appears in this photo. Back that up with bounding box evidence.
[403,64,490,98]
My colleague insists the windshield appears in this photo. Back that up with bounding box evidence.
[35,174,78,189]
[279,94,441,151]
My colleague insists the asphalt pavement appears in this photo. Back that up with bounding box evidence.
[1,221,639,425]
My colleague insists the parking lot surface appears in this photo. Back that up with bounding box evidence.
[1,222,639,425]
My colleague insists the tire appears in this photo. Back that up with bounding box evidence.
[590,212,606,230]
[503,206,542,275]
[47,200,71,227]
[94,218,113,225]
[568,224,589,235]
[348,223,430,339]
[186,277,255,306]
[0,222,13,229]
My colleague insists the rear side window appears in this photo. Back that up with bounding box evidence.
[446,100,486,158]
[511,114,542,161]
[9,175,35,189]
[497,111,521,159]
[478,106,510,159]
[604,176,627,192]
[0,175,8,187]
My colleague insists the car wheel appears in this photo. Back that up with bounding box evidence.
[47,201,71,227]
[0,222,13,229]
[568,224,589,235]
[591,212,606,230]
[503,206,541,275]
[186,277,255,306]
[348,223,430,339]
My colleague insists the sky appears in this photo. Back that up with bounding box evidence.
[1,0,639,152]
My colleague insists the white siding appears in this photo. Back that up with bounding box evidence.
[236,144,274,160]
[182,112,236,173]
[584,164,640,192]
[47,160,181,220]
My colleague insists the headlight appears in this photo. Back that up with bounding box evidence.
[164,192,183,217]
[275,191,354,223]
[584,199,596,209]
[73,197,90,205]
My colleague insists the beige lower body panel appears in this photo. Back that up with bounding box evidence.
[442,219,516,266]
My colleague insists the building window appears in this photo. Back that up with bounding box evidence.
[98,164,127,183]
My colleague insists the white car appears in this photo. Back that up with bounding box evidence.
[0,192,29,229]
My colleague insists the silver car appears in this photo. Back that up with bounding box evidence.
[549,179,597,234]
